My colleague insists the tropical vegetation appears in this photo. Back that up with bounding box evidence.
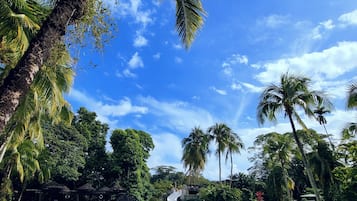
[0,1,356,201]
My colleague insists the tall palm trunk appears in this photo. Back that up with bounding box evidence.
[218,147,222,183]
[0,0,86,160]
[322,123,335,152]
[287,113,321,201]
[230,152,233,187]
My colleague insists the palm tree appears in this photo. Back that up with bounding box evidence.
[347,83,357,109]
[343,83,357,137]
[314,105,335,150]
[181,127,210,184]
[0,0,206,144]
[257,73,332,201]
[225,131,244,187]
[207,123,232,182]
[254,132,295,201]
[0,42,74,163]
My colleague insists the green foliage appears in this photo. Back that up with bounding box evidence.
[333,166,357,200]
[175,0,206,49]
[38,121,87,182]
[150,180,173,201]
[181,127,210,181]
[72,107,109,187]
[199,184,242,201]
[110,129,154,201]
[0,177,12,201]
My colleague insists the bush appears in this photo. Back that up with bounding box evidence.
[199,184,242,201]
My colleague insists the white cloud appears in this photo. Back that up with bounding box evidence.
[123,69,137,78]
[128,52,144,68]
[241,82,263,93]
[260,14,290,28]
[114,0,153,27]
[68,88,148,126]
[133,34,148,47]
[311,19,335,40]
[338,9,357,26]
[173,43,183,50]
[231,82,242,90]
[138,96,216,133]
[210,86,227,95]
[321,19,335,30]
[153,52,161,59]
[256,41,357,85]
[222,54,249,76]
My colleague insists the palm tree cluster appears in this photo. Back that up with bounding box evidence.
[0,0,207,200]
[181,123,244,184]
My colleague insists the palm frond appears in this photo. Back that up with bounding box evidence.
[176,0,206,49]
[347,83,357,109]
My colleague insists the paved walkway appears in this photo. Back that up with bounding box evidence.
[167,189,182,201]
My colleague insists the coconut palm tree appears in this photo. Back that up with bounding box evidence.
[207,123,232,182]
[225,131,244,187]
[181,127,210,184]
[343,83,357,137]
[0,0,206,145]
[0,42,73,163]
[254,132,295,201]
[257,73,332,201]
[314,105,335,150]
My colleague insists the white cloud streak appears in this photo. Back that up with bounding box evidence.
[338,9,357,26]
[138,96,216,133]
[128,52,144,69]
[134,34,148,47]
[210,86,227,95]
[68,88,148,127]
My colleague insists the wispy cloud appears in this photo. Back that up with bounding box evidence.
[128,52,144,68]
[68,88,148,127]
[133,34,148,47]
[138,96,216,133]
[210,86,227,95]
[222,54,249,76]
[241,82,263,93]
[173,43,183,50]
[311,19,335,40]
[259,14,290,28]
[119,52,144,78]
[153,52,161,59]
[338,9,357,26]
[114,0,154,27]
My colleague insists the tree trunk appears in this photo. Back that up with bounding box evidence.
[287,113,321,201]
[0,0,86,161]
[218,149,221,183]
[230,152,233,187]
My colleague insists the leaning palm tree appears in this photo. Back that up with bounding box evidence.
[225,131,244,187]
[181,127,210,184]
[0,0,206,144]
[257,73,332,201]
[207,123,232,182]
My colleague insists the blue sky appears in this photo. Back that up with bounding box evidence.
[66,0,357,180]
